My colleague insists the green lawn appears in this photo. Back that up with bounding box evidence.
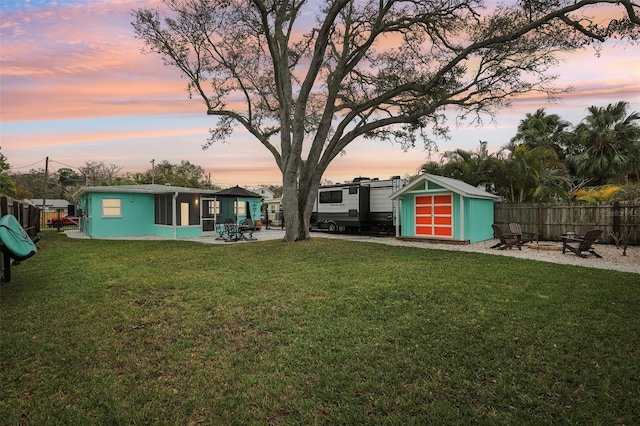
[1,232,638,424]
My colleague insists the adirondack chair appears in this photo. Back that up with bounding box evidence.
[491,224,522,250]
[562,229,603,258]
[575,225,594,238]
[508,222,536,245]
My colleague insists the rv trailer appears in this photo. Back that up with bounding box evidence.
[312,176,406,233]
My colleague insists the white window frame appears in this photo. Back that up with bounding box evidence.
[207,200,220,215]
[235,201,246,215]
[102,198,122,217]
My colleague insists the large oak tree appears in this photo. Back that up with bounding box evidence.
[133,0,639,241]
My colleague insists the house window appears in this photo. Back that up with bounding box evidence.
[208,200,220,215]
[154,194,171,225]
[235,201,246,215]
[102,198,121,217]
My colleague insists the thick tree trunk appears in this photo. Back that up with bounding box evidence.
[281,166,322,242]
[282,168,299,242]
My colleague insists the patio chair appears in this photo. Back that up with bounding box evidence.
[491,224,522,250]
[562,229,603,258]
[238,219,257,241]
[563,225,595,239]
[508,222,536,245]
[575,225,595,238]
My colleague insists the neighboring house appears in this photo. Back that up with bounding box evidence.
[29,198,74,223]
[264,197,282,226]
[391,174,500,243]
[29,198,70,213]
[75,184,262,239]
[251,186,275,201]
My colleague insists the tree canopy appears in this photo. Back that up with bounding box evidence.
[133,0,639,240]
[149,160,209,188]
[421,102,640,202]
[0,147,17,197]
[570,101,640,184]
[8,159,216,202]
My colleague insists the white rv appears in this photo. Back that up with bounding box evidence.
[312,176,406,233]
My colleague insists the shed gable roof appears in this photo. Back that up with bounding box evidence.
[391,174,500,201]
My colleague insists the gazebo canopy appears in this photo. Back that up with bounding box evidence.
[213,186,261,198]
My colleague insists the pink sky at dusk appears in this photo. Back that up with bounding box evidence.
[1,0,639,187]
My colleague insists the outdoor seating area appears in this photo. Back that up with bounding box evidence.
[562,229,603,258]
[491,223,530,250]
[215,221,257,242]
[492,222,606,259]
[508,222,536,245]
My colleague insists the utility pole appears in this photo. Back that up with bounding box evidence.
[151,159,155,184]
[41,156,49,228]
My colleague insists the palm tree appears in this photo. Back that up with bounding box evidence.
[511,108,573,160]
[570,101,640,184]
[495,143,571,202]
[420,141,501,192]
[418,161,445,177]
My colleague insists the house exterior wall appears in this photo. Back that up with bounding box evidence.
[82,192,155,238]
[153,224,202,238]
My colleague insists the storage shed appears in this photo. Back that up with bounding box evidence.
[391,174,500,244]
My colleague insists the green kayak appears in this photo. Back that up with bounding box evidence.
[0,214,37,261]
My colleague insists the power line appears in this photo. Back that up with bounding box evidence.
[49,160,82,171]
[8,158,47,171]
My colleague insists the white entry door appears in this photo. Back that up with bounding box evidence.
[180,203,189,226]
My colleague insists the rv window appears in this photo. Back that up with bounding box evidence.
[349,186,358,195]
[319,190,342,203]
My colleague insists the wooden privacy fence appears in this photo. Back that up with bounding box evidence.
[494,202,640,245]
[1,196,41,283]
[0,196,41,239]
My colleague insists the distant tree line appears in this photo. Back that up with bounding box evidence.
[420,101,640,202]
[0,159,220,202]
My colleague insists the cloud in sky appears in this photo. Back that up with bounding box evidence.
[1,0,639,186]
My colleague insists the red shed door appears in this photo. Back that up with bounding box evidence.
[415,194,453,237]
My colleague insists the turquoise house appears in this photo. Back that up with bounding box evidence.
[76,184,262,239]
[391,174,500,244]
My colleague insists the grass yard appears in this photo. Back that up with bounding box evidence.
[1,232,639,424]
